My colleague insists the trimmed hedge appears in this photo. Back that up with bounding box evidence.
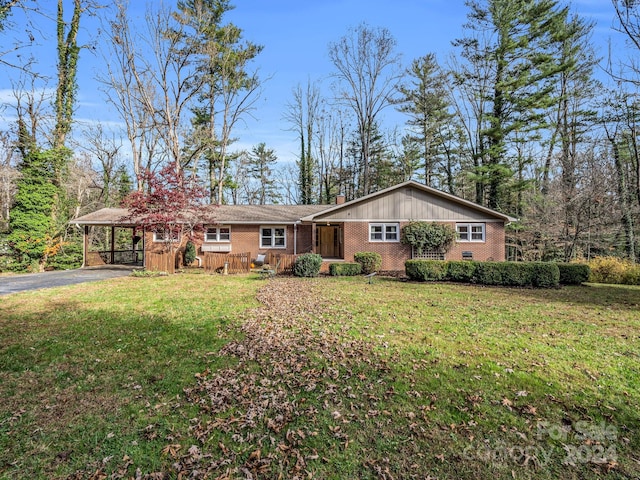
[446,261,477,282]
[557,263,590,285]
[530,262,560,288]
[405,260,447,281]
[329,262,362,276]
[405,260,560,288]
[293,253,323,277]
[354,251,382,275]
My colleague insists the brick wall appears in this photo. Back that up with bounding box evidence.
[143,221,506,272]
[145,224,315,264]
[341,221,506,271]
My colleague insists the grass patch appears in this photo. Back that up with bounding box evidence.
[0,274,260,478]
[1,274,639,479]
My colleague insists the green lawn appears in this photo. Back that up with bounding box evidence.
[1,274,639,479]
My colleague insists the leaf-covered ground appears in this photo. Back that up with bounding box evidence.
[139,278,408,479]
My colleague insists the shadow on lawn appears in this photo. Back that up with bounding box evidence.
[510,282,640,311]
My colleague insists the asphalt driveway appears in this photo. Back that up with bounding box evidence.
[0,266,136,296]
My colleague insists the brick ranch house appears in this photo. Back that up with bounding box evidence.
[70,181,517,272]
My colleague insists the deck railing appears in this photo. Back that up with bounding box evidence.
[86,250,143,266]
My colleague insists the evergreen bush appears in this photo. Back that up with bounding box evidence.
[293,253,323,277]
[405,260,560,288]
[45,241,83,270]
[530,262,560,288]
[446,261,477,282]
[354,251,382,274]
[473,262,504,286]
[557,263,590,285]
[405,260,447,281]
[184,240,197,266]
[329,262,362,276]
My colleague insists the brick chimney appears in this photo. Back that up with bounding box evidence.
[336,194,346,205]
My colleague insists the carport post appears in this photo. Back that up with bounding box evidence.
[83,225,89,267]
[110,226,115,265]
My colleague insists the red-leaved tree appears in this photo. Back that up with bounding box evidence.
[121,165,210,254]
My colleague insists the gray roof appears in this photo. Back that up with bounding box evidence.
[70,204,330,226]
[69,208,132,225]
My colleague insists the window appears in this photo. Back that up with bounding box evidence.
[205,226,231,242]
[369,223,399,242]
[260,226,286,248]
[153,229,180,243]
[456,223,485,242]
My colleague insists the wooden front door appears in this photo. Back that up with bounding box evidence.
[318,226,342,258]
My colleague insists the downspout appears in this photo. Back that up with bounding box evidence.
[294,222,299,255]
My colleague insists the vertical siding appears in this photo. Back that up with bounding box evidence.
[317,187,492,221]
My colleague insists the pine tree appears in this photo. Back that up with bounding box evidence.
[454,0,572,211]
[396,53,453,187]
[247,143,281,204]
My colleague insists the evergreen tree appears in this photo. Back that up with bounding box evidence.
[7,150,61,271]
[176,0,263,204]
[396,53,453,187]
[247,143,280,204]
[454,0,572,211]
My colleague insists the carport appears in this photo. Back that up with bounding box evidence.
[69,208,143,267]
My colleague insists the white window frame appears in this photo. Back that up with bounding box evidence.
[369,223,399,242]
[205,226,231,243]
[260,226,287,249]
[456,223,486,242]
[152,229,180,243]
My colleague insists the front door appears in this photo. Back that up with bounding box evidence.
[318,226,342,258]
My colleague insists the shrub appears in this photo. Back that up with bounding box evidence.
[354,251,382,274]
[557,263,590,285]
[45,241,83,270]
[405,260,448,281]
[473,262,504,286]
[473,262,559,288]
[407,260,561,288]
[329,262,362,276]
[401,222,456,255]
[529,262,560,288]
[497,262,532,287]
[184,240,197,266]
[446,261,477,282]
[293,253,323,277]
[622,265,640,285]
[588,256,628,284]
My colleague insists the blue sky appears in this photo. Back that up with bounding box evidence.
[0,0,625,166]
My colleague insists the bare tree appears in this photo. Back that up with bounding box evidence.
[315,106,350,203]
[328,23,403,196]
[613,0,640,84]
[0,131,20,231]
[99,2,201,187]
[81,123,124,207]
[284,80,320,204]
